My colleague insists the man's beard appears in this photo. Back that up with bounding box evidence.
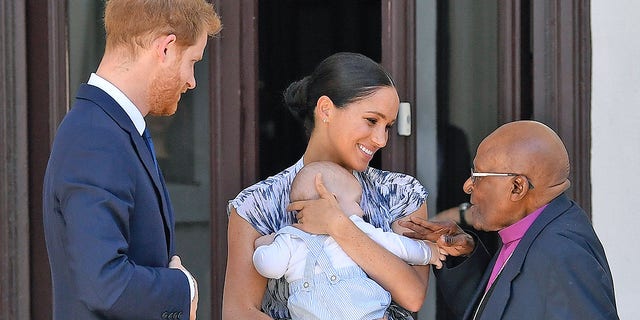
[147,66,184,116]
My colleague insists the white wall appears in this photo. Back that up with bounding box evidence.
[591,1,640,318]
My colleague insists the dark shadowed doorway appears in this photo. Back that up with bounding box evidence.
[258,0,382,179]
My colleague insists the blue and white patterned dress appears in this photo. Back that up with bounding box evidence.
[228,157,428,320]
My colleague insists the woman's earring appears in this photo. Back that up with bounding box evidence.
[323,118,328,123]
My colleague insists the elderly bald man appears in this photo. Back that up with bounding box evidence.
[401,121,618,320]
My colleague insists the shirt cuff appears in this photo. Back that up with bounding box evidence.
[418,240,433,265]
[180,269,196,301]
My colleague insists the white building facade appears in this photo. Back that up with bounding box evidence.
[592,1,640,318]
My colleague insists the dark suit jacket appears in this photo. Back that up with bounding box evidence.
[435,194,618,320]
[43,84,190,319]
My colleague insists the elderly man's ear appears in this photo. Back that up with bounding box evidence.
[510,176,530,200]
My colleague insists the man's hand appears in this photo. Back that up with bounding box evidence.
[399,217,475,257]
[170,256,198,320]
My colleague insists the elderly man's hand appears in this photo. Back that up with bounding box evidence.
[399,217,475,257]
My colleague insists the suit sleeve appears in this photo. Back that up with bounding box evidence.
[538,233,618,320]
[55,126,190,319]
[433,232,493,319]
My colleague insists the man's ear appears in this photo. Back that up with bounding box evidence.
[510,176,530,201]
[155,34,177,61]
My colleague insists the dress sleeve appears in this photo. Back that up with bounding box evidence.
[227,175,297,235]
[362,168,428,222]
[227,189,286,235]
[387,172,428,220]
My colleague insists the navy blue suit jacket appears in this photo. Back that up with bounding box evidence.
[43,84,190,319]
[435,194,618,320]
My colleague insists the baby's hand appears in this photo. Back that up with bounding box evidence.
[254,233,277,249]
[425,240,447,269]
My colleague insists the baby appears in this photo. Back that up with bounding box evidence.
[253,161,445,320]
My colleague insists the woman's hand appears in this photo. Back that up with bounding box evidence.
[286,173,347,236]
[399,217,475,257]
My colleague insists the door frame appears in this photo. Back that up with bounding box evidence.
[1,0,30,318]
[380,0,418,175]
[208,1,259,317]
[497,0,592,214]
[23,0,69,319]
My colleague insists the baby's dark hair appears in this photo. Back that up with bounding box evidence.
[284,52,395,137]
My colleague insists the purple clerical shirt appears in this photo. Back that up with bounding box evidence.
[484,204,549,292]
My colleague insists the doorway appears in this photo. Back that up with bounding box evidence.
[209,0,418,317]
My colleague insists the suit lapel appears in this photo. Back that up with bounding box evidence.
[466,243,501,320]
[476,194,573,319]
[76,84,174,254]
[157,168,175,255]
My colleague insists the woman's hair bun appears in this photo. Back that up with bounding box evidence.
[283,76,311,123]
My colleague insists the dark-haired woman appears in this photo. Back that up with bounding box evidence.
[223,52,431,319]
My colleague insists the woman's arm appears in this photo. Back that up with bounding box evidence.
[222,209,273,319]
[289,174,430,312]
